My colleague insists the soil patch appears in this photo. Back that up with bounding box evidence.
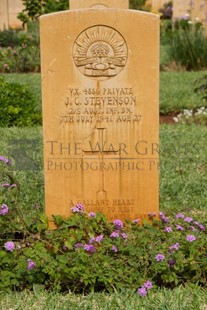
[160,115,176,124]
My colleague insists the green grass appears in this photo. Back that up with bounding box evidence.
[0,73,42,112]
[160,124,207,216]
[160,44,171,66]
[160,71,205,114]
[0,71,205,115]
[0,285,206,309]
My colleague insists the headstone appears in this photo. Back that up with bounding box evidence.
[0,0,9,30]
[191,0,207,30]
[8,0,24,29]
[173,0,207,30]
[40,4,159,228]
[0,0,23,30]
[173,0,192,20]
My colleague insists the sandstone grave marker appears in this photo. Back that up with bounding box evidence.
[0,0,24,30]
[173,0,192,20]
[40,4,159,227]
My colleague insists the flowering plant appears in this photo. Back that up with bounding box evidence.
[173,107,207,125]
[0,156,206,293]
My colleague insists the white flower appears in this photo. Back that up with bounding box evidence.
[173,117,179,122]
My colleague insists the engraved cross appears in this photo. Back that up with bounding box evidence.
[83,127,120,199]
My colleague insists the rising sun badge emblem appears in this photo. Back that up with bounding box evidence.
[73,25,128,80]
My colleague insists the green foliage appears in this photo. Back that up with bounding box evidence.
[0,30,25,47]
[168,24,207,70]
[44,0,69,13]
[129,0,147,10]
[0,23,40,73]
[160,20,173,45]
[0,74,42,112]
[18,0,68,25]
[0,77,41,126]
[0,45,40,73]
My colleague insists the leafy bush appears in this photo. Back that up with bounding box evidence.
[18,0,68,25]
[0,157,206,293]
[0,23,40,73]
[129,0,147,10]
[0,43,40,73]
[168,24,207,70]
[160,20,173,45]
[0,78,41,126]
[0,30,24,48]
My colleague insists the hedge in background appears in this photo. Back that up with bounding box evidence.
[0,78,41,127]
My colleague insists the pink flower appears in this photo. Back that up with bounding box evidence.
[27,259,36,270]
[2,183,10,187]
[169,243,180,252]
[121,232,127,239]
[0,204,9,215]
[164,226,172,233]
[176,224,184,231]
[155,254,165,262]
[71,203,84,213]
[110,231,119,238]
[95,234,104,242]
[0,156,11,164]
[143,280,153,290]
[5,241,15,252]
[186,235,196,242]
[113,219,123,229]
[89,238,96,244]
[84,244,96,252]
[138,287,147,296]
[88,212,96,217]
[176,213,184,219]
[75,243,83,249]
[112,245,118,252]
[184,217,193,223]
[148,212,156,218]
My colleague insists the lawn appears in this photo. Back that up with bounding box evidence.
[0,284,207,309]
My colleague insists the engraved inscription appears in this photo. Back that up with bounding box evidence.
[73,25,127,80]
[61,87,141,124]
